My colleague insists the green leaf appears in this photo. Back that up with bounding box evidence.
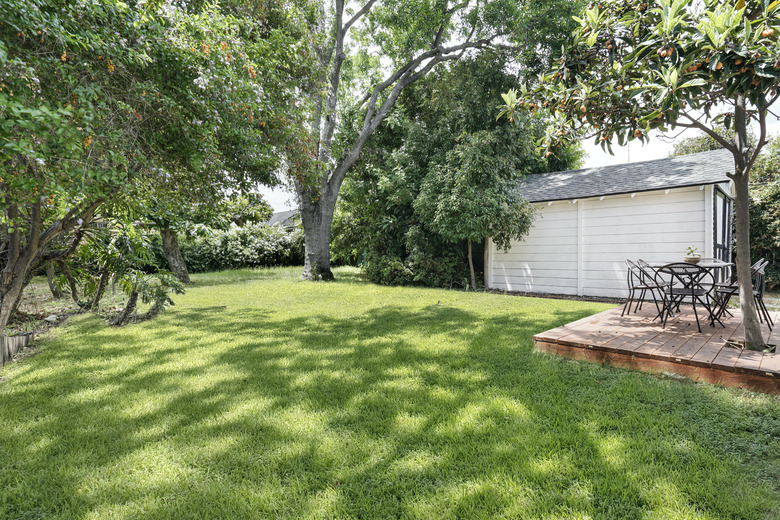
[678,78,708,88]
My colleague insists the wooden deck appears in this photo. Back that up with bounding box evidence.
[533,304,780,394]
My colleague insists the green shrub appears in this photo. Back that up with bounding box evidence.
[179,224,303,273]
[750,181,780,291]
[360,227,471,288]
[362,254,415,286]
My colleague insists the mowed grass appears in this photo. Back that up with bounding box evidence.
[2,267,780,519]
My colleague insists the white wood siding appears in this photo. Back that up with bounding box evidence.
[488,186,710,298]
[580,187,706,298]
[489,201,578,294]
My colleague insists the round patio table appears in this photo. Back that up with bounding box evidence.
[648,260,733,332]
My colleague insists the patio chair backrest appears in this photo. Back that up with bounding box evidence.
[635,259,659,286]
[755,271,767,297]
[738,259,771,290]
[714,258,765,288]
[654,262,715,294]
[754,261,768,297]
[754,259,769,274]
[625,259,644,289]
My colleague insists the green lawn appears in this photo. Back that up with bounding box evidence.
[2,267,779,519]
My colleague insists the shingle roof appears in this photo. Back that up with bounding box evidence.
[267,209,299,227]
[519,149,733,203]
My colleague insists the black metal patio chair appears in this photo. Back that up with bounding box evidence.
[622,259,666,319]
[711,258,767,323]
[637,259,670,318]
[754,263,774,331]
[654,263,719,333]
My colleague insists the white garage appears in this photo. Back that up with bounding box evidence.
[486,149,735,299]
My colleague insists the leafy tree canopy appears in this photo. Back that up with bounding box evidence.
[333,54,582,288]
[415,131,534,249]
[499,0,780,158]
[0,0,313,330]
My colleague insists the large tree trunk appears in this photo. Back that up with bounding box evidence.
[160,225,190,284]
[0,265,29,332]
[467,238,476,291]
[733,171,765,348]
[1,203,41,331]
[732,97,765,349]
[0,198,102,334]
[300,193,336,280]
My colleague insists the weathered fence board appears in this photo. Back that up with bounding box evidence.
[1,334,32,366]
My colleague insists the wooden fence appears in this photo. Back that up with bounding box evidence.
[1,334,32,366]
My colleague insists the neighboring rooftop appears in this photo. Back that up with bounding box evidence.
[267,209,299,228]
[520,149,733,203]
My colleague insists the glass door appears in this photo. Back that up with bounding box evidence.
[713,186,733,282]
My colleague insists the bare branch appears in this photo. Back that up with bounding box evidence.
[679,111,737,153]
[359,34,494,135]
[329,33,494,194]
[746,107,768,173]
[343,0,379,32]
[434,22,446,48]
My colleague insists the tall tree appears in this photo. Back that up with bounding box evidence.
[0,0,153,332]
[332,54,582,288]
[134,0,312,283]
[297,0,584,280]
[0,0,310,332]
[499,0,780,348]
[415,131,535,290]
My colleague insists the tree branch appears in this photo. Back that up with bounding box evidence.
[7,203,20,269]
[318,0,347,172]
[679,111,738,154]
[343,0,379,32]
[38,198,104,253]
[358,34,491,138]
[329,36,491,195]
[746,107,768,173]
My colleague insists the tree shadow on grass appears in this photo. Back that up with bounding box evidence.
[1,301,779,519]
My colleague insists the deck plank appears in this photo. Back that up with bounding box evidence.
[646,313,706,361]
[735,349,765,374]
[633,314,690,358]
[600,320,668,353]
[759,353,780,377]
[533,313,607,342]
[670,322,724,364]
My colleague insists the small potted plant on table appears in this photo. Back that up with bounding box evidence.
[684,246,702,264]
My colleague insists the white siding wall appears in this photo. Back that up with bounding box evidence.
[488,186,709,298]
[580,187,706,298]
[490,201,579,294]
